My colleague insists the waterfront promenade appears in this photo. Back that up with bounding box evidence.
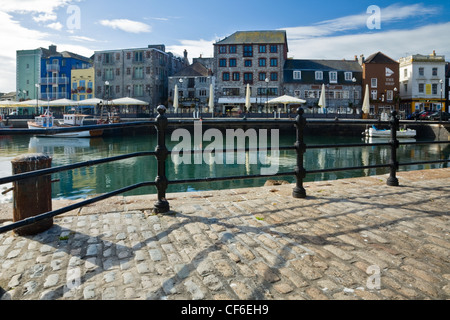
[0,168,449,301]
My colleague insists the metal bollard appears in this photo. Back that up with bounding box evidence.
[387,111,400,186]
[293,108,307,198]
[153,105,170,214]
[11,154,53,236]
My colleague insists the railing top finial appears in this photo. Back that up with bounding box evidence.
[157,105,167,116]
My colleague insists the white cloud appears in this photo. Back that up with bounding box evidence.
[284,3,440,40]
[33,13,57,23]
[47,22,63,31]
[99,19,152,34]
[0,0,76,14]
[167,38,218,61]
[286,22,450,61]
[69,35,98,42]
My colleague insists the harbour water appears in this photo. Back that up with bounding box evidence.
[0,131,449,203]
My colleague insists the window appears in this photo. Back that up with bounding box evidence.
[219,59,227,67]
[199,89,207,97]
[404,83,408,93]
[243,45,253,57]
[134,67,144,79]
[232,72,240,81]
[116,86,120,94]
[432,68,438,76]
[259,72,267,81]
[126,68,131,75]
[386,90,393,101]
[371,90,377,100]
[222,72,230,81]
[345,72,353,81]
[244,60,252,67]
[244,73,253,84]
[104,69,114,81]
[116,68,121,76]
[419,67,425,76]
[259,58,266,67]
[229,58,237,67]
[270,45,278,53]
[371,78,378,88]
[223,88,240,96]
[270,58,278,67]
[329,72,338,83]
[134,84,144,97]
[116,53,121,60]
[259,45,266,53]
[432,84,438,95]
[219,46,227,54]
[418,83,424,93]
[126,52,131,60]
[104,53,113,64]
[293,71,302,80]
[134,51,143,62]
[229,45,237,53]
[315,71,323,80]
[257,88,278,96]
[146,67,151,75]
[270,72,278,81]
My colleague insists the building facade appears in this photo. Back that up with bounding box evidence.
[283,59,362,114]
[16,48,44,101]
[40,45,92,101]
[213,31,288,114]
[360,52,400,118]
[168,61,215,113]
[71,67,95,102]
[94,45,187,108]
[399,51,446,114]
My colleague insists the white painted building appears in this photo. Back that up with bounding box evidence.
[399,51,446,113]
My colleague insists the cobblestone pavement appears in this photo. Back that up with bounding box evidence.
[0,169,449,300]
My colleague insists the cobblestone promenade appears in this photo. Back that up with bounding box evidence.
[0,169,449,300]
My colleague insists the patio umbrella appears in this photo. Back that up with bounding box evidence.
[77,98,104,106]
[16,99,47,107]
[209,84,214,118]
[245,84,251,112]
[267,95,306,112]
[111,97,149,106]
[362,84,370,115]
[173,84,179,113]
[47,99,78,107]
[318,85,326,113]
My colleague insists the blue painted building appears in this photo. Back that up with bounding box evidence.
[39,45,92,101]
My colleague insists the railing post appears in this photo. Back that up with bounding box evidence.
[11,154,53,235]
[387,110,400,186]
[293,107,307,198]
[153,105,170,214]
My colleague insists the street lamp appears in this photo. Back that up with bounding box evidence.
[352,77,357,115]
[35,84,40,115]
[265,77,269,114]
[440,79,443,122]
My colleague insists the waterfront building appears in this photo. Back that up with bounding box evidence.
[445,62,450,112]
[283,58,362,115]
[71,67,95,102]
[39,45,92,102]
[213,30,288,114]
[94,45,187,109]
[398,51,446,114]
[16,48,45,102]
[168,61,215,114]
[360,52,400,118]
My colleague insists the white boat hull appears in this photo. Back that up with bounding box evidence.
[28,122,103,138]
[364,127,417,138]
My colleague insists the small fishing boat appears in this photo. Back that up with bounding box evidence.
[363,125,416,138]
[27,111,103,138]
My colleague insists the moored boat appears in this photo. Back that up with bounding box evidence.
[363,126,416,138]
[27,111,103,138]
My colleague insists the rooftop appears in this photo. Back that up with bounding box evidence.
[284,59,363,72]
[216,30,288,47]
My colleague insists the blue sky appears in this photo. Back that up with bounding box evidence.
[1,0,449,92]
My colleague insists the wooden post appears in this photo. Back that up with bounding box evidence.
[11,154,53,236]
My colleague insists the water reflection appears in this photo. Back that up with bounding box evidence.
[0,132,448,202]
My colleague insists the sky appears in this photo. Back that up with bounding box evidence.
[0,0,449,93]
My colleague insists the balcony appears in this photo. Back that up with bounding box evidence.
[40,92,69,100]
[40,77,69,85]
[46,64,60,73]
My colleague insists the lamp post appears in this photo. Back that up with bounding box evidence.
[265,77,269,114]
[440,79,443,122]
[352,77,357,116]
[35,84,40,115]
[105,81,110,115]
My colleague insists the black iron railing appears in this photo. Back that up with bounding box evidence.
[0,106,449,234]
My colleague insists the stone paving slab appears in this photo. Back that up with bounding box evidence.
[0,168,449,300]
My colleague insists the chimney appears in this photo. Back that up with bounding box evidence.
[49,45,57,54]
[358,54,365,65]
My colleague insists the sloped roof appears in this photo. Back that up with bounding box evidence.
[284,59,362,72]
[216,30,287,46]
[365,52,398,64]
[173,62,210,77]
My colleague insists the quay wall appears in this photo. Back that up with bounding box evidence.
[3,118,449,140]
